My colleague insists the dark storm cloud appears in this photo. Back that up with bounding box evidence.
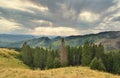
[29,0,115,13]
[28,0,116,29]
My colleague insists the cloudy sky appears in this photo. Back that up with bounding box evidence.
[0,0,120,36]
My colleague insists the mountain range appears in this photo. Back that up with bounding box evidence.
[0,31,120,50]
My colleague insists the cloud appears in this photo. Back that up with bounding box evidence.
[0,17,20,33]
[0,0,120,35]
[112,16,120,21]
[0,0,48,13]
[31,20,53,27]
[0,7,53,29]
[20,27,80,36]
[78,11,100,22]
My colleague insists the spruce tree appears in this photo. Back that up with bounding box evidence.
[95,43,104,59]
[76,46,82,65]
[33,47,47,69]
[46,51,54,69]
[81,41,93,66]
[66,45,73,65]
[21,42,33,66]
[33,47,40,68]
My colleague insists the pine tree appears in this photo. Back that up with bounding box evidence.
[33,47,40,68]
[33,47,47,69]
[21,42,33,66]
[46,50,54,69]
[66,45,73,65]
[91,44,97,59]
[95,43,104,59]
[59,38,68,66]
[76,46,82,65]
[81,41,93,66]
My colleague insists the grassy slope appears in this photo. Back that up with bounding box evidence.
[0,48,29,69]
[0,48,120,78]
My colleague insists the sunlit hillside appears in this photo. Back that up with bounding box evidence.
[0,48,119,78]
[0,48,29,69]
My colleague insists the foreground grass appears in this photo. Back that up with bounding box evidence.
[0,67,120,78]
[0,48,120,78]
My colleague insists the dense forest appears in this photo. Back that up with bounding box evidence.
[21,38,120,74]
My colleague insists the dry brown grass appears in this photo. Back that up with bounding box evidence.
[0,48,29,69]
[0,67,119,78]
[0,48,19,58]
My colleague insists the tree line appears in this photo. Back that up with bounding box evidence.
[21,39,120,74]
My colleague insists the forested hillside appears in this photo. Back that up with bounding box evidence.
[21,39,120,74]
[0,31,120,51]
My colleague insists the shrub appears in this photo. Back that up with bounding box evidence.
[90,57,106,71]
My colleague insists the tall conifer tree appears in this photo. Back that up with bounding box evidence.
[60,38,68,66]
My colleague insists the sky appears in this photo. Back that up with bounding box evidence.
[0,0,120,36]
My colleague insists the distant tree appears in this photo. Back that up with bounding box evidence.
[59,38,68,66]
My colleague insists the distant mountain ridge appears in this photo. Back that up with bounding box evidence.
[0,31,120,50]
[0,34,35,42]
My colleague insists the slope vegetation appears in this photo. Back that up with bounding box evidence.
[0,48,120,78]
[0,48,29,69]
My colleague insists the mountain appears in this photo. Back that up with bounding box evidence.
[0,31,120,50]
[0,34,35,42]
[50,31,120,50]
[0,34,36,48]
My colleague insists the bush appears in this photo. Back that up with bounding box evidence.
[53,57,61,68]
[90,57,106,71]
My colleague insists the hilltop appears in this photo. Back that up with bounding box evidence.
[0,48,120,78]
